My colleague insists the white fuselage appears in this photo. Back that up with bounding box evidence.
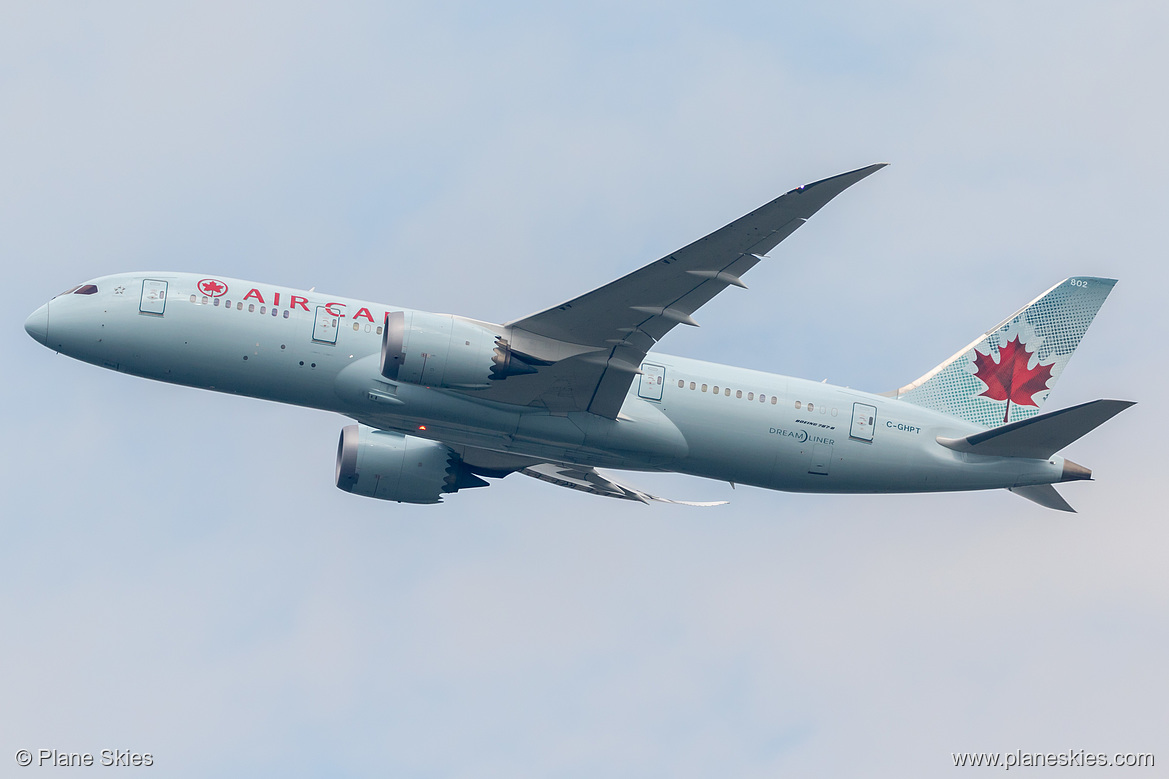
[28,272,1069,495]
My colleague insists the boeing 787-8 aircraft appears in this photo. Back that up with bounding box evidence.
[24,165,1132,511]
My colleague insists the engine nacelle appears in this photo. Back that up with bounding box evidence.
[380,310,539,389]
[335,425,488,504]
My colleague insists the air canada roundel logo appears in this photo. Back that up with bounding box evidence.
[198,278,228,297]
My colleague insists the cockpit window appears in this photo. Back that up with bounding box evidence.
[53,284,97,297]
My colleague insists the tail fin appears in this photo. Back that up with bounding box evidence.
[888,277,1116,427]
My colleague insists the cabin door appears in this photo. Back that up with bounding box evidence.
[312,306,338,344]
[638,363,665,401]
[850,402,877,442]
[139,279,168,316]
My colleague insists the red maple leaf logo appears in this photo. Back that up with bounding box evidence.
[972,335,1055,424]
[198,278,227,297]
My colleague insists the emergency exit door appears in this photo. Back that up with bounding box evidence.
[638,363,665,401]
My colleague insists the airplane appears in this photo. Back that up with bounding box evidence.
[24,164,1134,512]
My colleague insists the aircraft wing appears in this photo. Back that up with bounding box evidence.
[478,163,886,418]
[449,444,727,505]
[519,463,727,506]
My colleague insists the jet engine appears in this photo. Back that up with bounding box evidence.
[335,424,489,504]
[380,311,541,389]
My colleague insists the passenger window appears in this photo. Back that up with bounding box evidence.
[202,296,209,304]
[189,294,196,303]
[213,298,220,307]
[771,396,777,405]
[283,310,290,319]
[376,326,383,335]
[260,306,266,314]
[736,390,742,399]
[237,302,243,310]
[808,402,814,412]
[724,388,730,396]
[678,380,684,388]
[701,384,707,392]
[689,382,696,390]
[248,304,255,313]
[713,386,719,394]
[759,394,766,403]
[225,300,231,308]
[795,401,802,409]
[748,392,754,401]
[353,322,360,331]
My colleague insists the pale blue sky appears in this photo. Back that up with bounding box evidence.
[2,2,1166,776]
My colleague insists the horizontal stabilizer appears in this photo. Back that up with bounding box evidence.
[937,399,1135,459]
[1009,484,1076,512]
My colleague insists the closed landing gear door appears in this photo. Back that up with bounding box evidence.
[808,443,833,475]
[850,402,876,442]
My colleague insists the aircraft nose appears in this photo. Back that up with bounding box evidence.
[24,303,48,346]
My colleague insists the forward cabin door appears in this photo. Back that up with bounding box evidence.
[139,279,168,316]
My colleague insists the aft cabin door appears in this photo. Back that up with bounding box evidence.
[312,306,338,344]
[850,402,877,442]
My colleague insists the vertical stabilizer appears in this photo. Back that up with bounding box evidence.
[889,277,1116,428]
